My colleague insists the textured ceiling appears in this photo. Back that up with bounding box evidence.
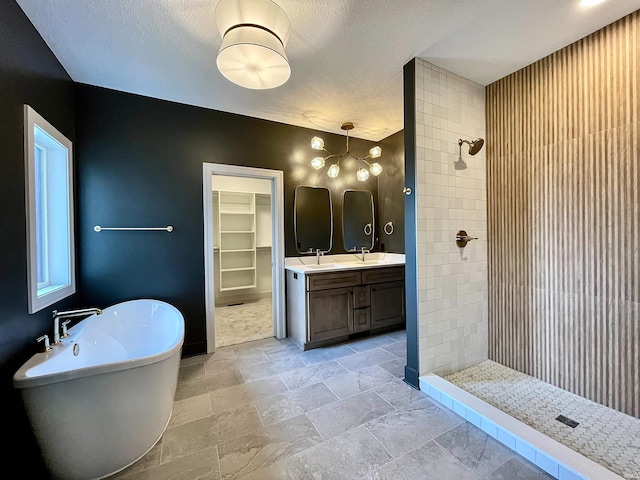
[15,0,640,141]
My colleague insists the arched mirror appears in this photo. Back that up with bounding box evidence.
[294,185,333,253]
[342,189,374,251]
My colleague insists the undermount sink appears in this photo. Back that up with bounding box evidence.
[306,263,340,269]
[338,260,386,266]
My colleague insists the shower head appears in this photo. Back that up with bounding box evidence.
[458,138,484,156]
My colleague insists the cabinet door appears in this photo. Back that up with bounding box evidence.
[352,307,371,332]
[307,287,353,342]
[370,281,405,329]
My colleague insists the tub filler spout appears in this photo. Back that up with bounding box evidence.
[52,307,102,345]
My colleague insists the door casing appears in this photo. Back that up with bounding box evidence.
[202,163,285,353]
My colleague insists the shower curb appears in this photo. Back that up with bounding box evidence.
[419,374,624,480]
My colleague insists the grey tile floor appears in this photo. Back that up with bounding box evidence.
[109,330,553,480]
[214,297,273,348]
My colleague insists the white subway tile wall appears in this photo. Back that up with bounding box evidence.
[414,58,488,376]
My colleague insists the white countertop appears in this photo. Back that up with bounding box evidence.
[285,252,405,274]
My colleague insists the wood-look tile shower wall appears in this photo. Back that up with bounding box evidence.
[486,10,640,418]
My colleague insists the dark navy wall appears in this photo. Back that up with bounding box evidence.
[0,2,404,471]
[0,1,78,475]
[378,130,405,253]
[74,84,396,356]
[402,59,420,388]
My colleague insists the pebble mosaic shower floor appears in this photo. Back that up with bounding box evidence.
[444,360,640,479]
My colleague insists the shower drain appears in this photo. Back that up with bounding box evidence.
[556,414,579,428]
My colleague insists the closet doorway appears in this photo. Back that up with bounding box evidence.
[202,163,285,352]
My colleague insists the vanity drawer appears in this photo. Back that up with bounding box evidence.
[352,307,371,332]
[307,270,362,291]
[353,285,370,308]
[361,266,404,284]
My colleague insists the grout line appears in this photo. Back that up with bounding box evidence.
[214,444,223,480]
[429,440,484,480]
[304,410,331,442]
[277,373,293,392]
[253,403,266,428]
[321,380,342,402]
[370,389,398,412]
[482,456,527,479]
[364,423,397,461]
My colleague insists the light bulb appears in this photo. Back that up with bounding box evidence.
[357,168,370,181]
[311,157,325,170]
[369,162,383,176]
[311,136,324,150]
[369,146,382,158]
[327,164,340,178]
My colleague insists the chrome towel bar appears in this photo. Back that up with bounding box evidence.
[94,225,174,232]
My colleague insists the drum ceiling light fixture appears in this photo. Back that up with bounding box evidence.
[214,0,291,89]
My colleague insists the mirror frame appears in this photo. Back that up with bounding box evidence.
[294,185,333,254]
[342,189,375,252]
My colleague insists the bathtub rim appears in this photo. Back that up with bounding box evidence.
[13,298,185,389]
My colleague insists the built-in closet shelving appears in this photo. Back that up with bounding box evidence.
[217,191,257,291]
[213,190,272,292]
[255,193,272,249]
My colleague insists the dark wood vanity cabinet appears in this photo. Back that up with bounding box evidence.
[371,281,405,328]
[307,287,353,341]
[286,265,405,350]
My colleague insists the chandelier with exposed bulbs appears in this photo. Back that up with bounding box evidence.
[310,122,382,181]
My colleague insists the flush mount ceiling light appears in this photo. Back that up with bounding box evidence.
[311,122,382,182]
[214,0,291,89]
[580,0,608,6]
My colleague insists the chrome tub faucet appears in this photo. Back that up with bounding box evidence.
[52,307,103,345]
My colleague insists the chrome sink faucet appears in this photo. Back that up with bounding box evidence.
[316,248,324,265]
[52,307,103,345]
[361,247,370,262]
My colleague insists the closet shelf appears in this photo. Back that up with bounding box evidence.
[219,284,257,292]
[216,190,257,291]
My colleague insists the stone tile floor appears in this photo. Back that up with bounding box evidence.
[445,360,640,479]
[109,331,552,480]
[214,297,273,348]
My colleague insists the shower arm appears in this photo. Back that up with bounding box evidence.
[458,139,469,157]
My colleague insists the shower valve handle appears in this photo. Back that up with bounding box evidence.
[456,230,478,248]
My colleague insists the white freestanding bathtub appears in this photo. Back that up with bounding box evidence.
[13,299,185,480]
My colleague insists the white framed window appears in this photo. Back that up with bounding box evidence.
[24,105,75,313]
